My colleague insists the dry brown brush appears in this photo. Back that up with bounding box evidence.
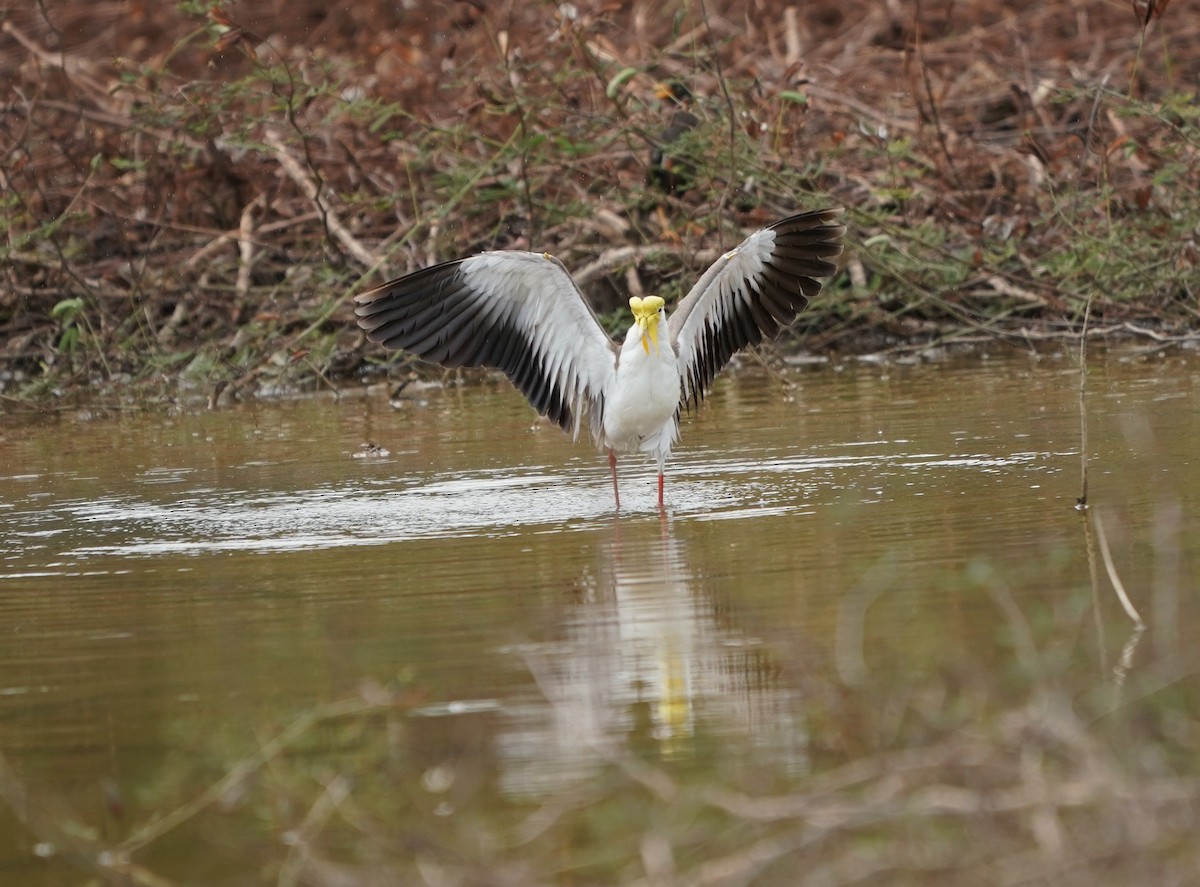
[2,1,1197,407]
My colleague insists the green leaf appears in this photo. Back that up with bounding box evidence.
[605,67,639,99]
[51,297,84,321]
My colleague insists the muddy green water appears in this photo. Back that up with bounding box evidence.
[2,349,1198,883]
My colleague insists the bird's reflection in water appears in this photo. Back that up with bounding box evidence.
[498,518,809,797]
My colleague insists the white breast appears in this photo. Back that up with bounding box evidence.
[602,327,681,458]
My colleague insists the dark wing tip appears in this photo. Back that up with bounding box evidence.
[765,206,846,282]
[768,207,847,248]
[353,259,465,316]
[352,256,583,436]
[679,208,846,410]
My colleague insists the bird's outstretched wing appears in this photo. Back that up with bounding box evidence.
[667,208,845,410]
[354,252,619,440]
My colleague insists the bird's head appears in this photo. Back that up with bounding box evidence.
[630,295,665,355]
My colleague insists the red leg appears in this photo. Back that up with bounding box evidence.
[608,448,620,510]
[657,471,665,509]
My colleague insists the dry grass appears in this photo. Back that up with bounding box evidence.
[1,0,1198,407]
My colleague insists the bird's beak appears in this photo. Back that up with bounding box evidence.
[630,296,665,355]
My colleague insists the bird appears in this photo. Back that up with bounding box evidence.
[648,81,700,196]
[354,208,845,510]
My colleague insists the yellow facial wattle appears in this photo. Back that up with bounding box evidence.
[630,295,665,355]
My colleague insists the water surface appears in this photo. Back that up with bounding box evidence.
[2,348,1197,883]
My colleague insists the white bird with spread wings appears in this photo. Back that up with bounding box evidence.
[355,208,845,509]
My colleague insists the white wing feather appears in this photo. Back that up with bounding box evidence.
[355,251,618,441]
[667,209,844,409]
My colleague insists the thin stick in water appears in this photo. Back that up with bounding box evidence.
[1076,294,1093,509]
[1092,508,1145,627]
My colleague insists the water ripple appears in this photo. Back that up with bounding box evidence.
[2,445,1072,563]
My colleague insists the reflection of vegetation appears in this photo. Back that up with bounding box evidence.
[3,655,1197,885]
[2,3,1198,406]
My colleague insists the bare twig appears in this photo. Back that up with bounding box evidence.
[1081,500,1109,671]
[263,129,379,269]
[118,697,385,855]
[571,243,720,288]
[1092,509,1145,626]
[1112,622,1146,694]
[696,0,740,235]
[912,0,960,187]
[491,19,540,243]
[234,194,263,304]
[1077,74,1112,185]
[1077,294,1093,509]
[276,774,353,887]
[1,20,119,112]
